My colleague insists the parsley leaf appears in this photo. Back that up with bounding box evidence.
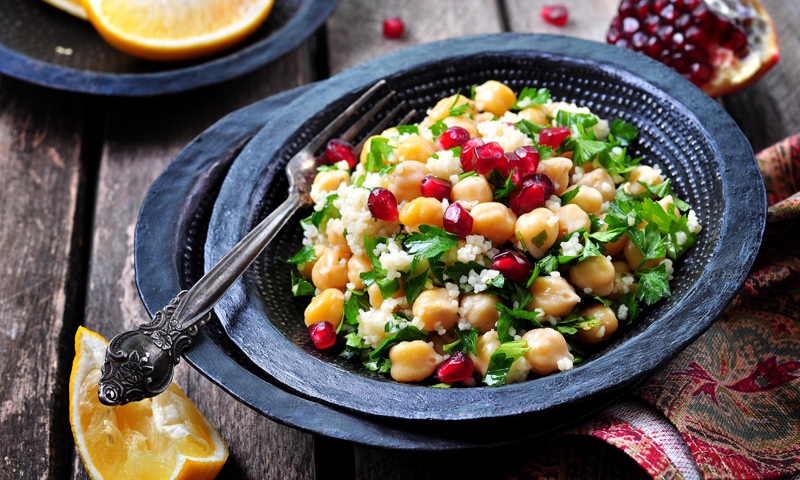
[343,290,369,325]
[376,276,401,299]
[555,111,599,130]
[369,325,428,359]
[512,87,550,110]
[537,254,560,275]
[402,267,430,304]
[515,118,544,138]
[290,271,315,297]
[559,185,582,205]
[449,103,471,117]
[365,137,394,173]
[363,357,392,373]
[285,245,317,265]
[405,225,460,259]
[562,129,610,166]
[397,125,419,135]
[597,147,640,175]
[377,163,398,176]
[493,168,518,199]
[587,227,627,244]
[635,263,671,305]
[537,144,554,160]
[459,170,478,180]
[531,230,549,249]
[668,214,697,259]
[430,119,448,137]
[618,291,642,325]
[645,179,691,212]
[483,341,531,386]
[580,236,604,259]
[309,193,340,232]
[608,119,638,145]
[626,223,667,269]
[456,327,480,355]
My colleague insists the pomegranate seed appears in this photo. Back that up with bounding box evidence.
[529,173,555,199]
[713,14,733,43]
[539,127,571,149]
[491,250,532,282]
[724,28,748,52]
[509,175,553,215]
[685,0,702,10]
[515,146,541,177]
[368,188,399,222]
[660,4,678,22]
[443,202,473,239]
[420,175,452,201]
[622,17,640,36]
[684,26,707,47]
[460,138,484,172]
[672,32,686,51]
[615,38,631,49]
[619,0,636,17]
[672,52,691,73]
[308,321,337,349]
[644,15,661,35]
[634,0,650,19]
[438,126,471,150]
[645,36,663,57]
[692,6,714,29]
[382,17,404,39]
[653,0,668,14]
[540,5,569,27]
[472,142,506,175]
[632,32,648,50]
[325,139,357,168]
[689,62,714,83]
[435,351,474,383]
[684,44,709,62]
[503,151,521,181]
[607,28,622,44]
[656,25,675,43]
[674,13,692,31]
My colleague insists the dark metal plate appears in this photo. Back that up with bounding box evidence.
[206,34,765,423]
[0,0,337,95]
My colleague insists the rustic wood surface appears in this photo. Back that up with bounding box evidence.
[1,0,798,478]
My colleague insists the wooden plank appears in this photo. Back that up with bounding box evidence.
[504,0,619,42]
[721,0,800,153]
[0,77,86,479]
[326,0,505,75]
[74,48,317,480]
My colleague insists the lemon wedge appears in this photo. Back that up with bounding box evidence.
[42,0,88,20]
[69,327,228,480]
[80,0,275,61]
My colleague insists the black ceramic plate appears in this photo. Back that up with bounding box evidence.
[206,34,766,425]
[0,0,337,95]
[135,84,609,449]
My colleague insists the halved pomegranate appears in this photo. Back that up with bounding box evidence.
[607,0,779,96]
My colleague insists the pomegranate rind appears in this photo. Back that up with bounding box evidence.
[702,0,779,97]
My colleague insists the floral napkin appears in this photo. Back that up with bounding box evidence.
[516,134,800,480]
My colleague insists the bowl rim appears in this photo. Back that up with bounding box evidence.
[205,33,767,422]
[0,0,338,96]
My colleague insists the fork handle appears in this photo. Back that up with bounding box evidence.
[98,193,302,406]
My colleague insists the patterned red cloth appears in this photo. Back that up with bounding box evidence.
[575,133,800,480]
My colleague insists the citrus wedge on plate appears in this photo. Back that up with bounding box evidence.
[69,327,228,480]
[42,0,88,20]
[80,0,275,61]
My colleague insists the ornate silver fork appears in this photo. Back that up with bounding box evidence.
[98,80,415,406]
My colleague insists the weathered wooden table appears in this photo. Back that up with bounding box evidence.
[1,0,798,478]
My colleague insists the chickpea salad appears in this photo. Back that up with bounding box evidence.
[286,80,702,388]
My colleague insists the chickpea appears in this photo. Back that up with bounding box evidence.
[517,106,549,125]
[304,289,344,328]
[381,127,400,138]
[470,202,517,244]
[473,112,495,124]
[297,244,327,279]
[569,255,615,297]
[311,249,351,291]
[627,165,664,195]
[412,287,459,332]
[389,340,444,382]
[597,213,627,257]
[624,237,664,271]
[347,255,372,290]
[359,135,391,165]
[563,185,603,215]
[443,116,478,138]
[555,204,590,238]
[386,160,429,203]
[326,219,351,254]
[515,208,559,259]
[399,197,444,233]
[471,330,501,376]
[574,304,618,344]
[526,276,580,317]
[424,94,478,124]
[606,261,637,300]
[537,157,573,195]
[310,169,349,203]
[397,136,438,163]
[473,80,517,117]
[367,282,404,310]
[522,328,574,375]
[451,175,493,205]
[460,294,502,333]
[658,195,680,218]
[576,168,616,202]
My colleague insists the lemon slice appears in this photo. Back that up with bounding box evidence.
[81,0,275,61]
[69,327,228,480]
[42,0,88,20]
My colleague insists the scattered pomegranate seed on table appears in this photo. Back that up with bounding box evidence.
[325,139,357,167]
[420,175,452,201]
[308,321,337,349]
[491,250,532,282]
[435,351,474,383]
[443,202,473,239]
[382,17,404,39]
[368,187,399,222]
[541,5,569,27]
